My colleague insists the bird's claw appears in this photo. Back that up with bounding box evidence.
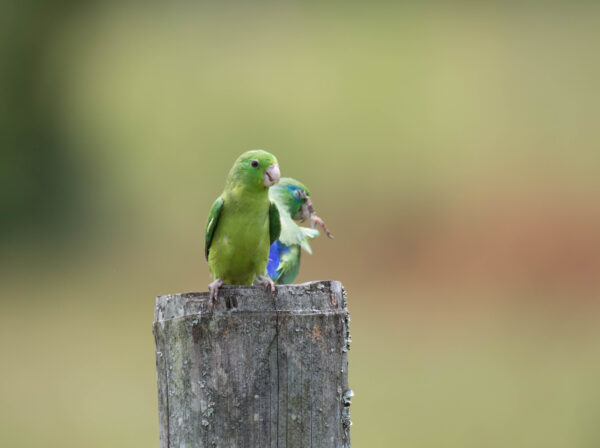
[310,214,334,239]
[208,279,224,310]
[256,275,276,294]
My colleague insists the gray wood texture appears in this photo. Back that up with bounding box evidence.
[153,280,351,448]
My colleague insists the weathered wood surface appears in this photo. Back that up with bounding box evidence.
[153,280,351,448]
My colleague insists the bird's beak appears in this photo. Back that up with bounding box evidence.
[263,163,280,187]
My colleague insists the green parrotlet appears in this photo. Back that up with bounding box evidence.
[267,178,333,284]
[205,150,281,306]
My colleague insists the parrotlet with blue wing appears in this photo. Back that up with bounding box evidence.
[267,178,333,284]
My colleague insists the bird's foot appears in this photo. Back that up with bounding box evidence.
[208,278,224,310]
[310,214,334,239]
[256,275,276,294]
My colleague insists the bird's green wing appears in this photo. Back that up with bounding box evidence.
[271,194,320,254]
[299,227,319,254]
[205,197,224,260]
[269,201,281,245]
[275,245,302,284]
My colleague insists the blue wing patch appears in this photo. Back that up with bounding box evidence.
[267,241,290,280]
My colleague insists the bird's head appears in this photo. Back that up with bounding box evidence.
[270,177,334,238]
[226,150,280,192]
[270,177,312,221]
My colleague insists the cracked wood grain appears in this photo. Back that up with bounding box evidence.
[153,280,351,448]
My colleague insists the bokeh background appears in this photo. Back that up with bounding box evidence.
[2,1,600,447]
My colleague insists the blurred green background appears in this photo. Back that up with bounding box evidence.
[2,1,600,447]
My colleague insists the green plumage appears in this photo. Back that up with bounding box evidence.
[205,197,224,260]
[205,150,280,286]
[272,178,310,221]
[268,202,281,246]
[274,245,302,285]
[268,178,320,284]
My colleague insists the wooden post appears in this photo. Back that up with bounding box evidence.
[153,280,351,448]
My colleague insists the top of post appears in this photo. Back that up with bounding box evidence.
[154,280,346,322]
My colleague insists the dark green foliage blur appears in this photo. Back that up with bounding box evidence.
[2,1,82,239]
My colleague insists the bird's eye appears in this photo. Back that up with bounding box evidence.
[251,160,259,168]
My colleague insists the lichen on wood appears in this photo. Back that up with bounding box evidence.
[153,280,351,448]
